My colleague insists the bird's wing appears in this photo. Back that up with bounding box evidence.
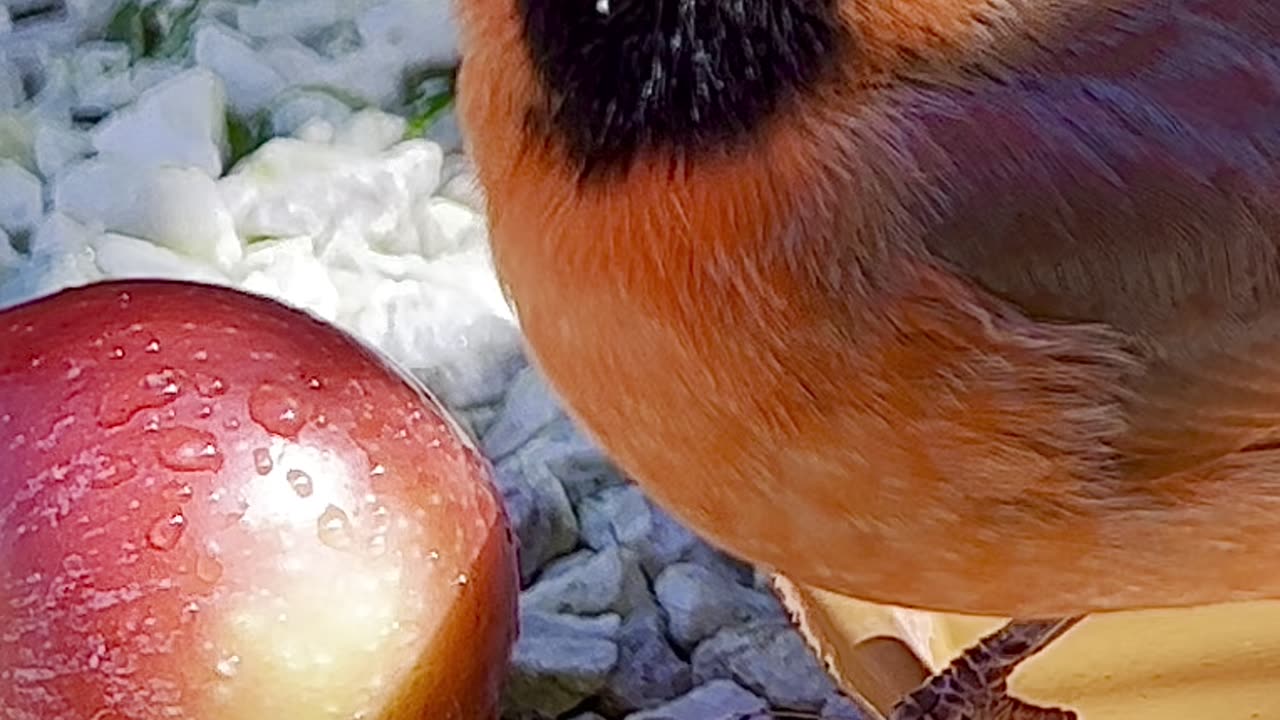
[888,1,1280,480]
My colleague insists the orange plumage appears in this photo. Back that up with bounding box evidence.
[455,0,1280,622]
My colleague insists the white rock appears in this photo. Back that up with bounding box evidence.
[70,41,134,115]
[417,197,485,256]
[330,254,516,382]
[0,160,43,236]
[236,0,373,40]
[33,124,91,180]
[437,153,486,212]
[218,137,380,241]
[0,112,37,172]
[221,136,455,259]
[64,0,121,35]
[26,55,76,122]
[293,117,336,144]
[0,60,23,110]
[422,108,463,155]
[237,235,340,321]
[357,0,460,66]
[91,67,228,177]
[128,59,186,97]
[93,232,232,285]
[333,108,407,154]
[265,88,353,139]
[0,213,103,310]
[383,139,444,200]
[193,21,288,116]
[0,227,21,269]
[54,157,243,270]
[255,1,456,110]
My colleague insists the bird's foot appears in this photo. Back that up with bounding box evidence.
[888,616,1083,720]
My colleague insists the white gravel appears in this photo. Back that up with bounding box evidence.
[0,1,865,718]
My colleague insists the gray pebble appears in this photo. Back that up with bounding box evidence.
[822,692,872,719]
[299,19,362,58]
[655,563,785,650]
[494,450,579,584]
[261,87,352,138]
[600,607,693,714]
[580,484,753,583]
[579,484,653,552]
[483,365,567,459]
[523,546,654,616]
[624,679,769,720]
[693,621,839,713]
[503,610,621,718]
[538,419,628,503]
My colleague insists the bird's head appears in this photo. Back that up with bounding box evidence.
[454,0,853,183]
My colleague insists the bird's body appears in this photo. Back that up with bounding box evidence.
[456,0,1280,620]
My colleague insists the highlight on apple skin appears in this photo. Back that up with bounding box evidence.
[0,279,519,720]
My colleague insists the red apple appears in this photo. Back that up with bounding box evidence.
[0,279,518,720]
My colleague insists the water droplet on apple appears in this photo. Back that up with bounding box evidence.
[196,553,224,584]
[147,512,186,550]
[252,447,273,475]
[214,654,241,679]
[97,369,182,428]
[317,505,354,550]
[194,373,226,397]
[145,339,161,353]
[155,427,223,472]
[286,469,313,498]
[248,384,307,438]
[143,371,181,397]
[368,502,391,533]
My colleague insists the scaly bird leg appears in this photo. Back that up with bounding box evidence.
[889,616,1085,720]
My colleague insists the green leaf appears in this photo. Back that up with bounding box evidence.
[225,110,269,168]
[401,65,458,139]
[403,92,454,140]
[148,0,205,60]
[103,1,148,59]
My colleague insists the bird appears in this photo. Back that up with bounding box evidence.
[453,0,1280,715]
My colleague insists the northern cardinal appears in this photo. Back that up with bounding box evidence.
[455,0,1280,715]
